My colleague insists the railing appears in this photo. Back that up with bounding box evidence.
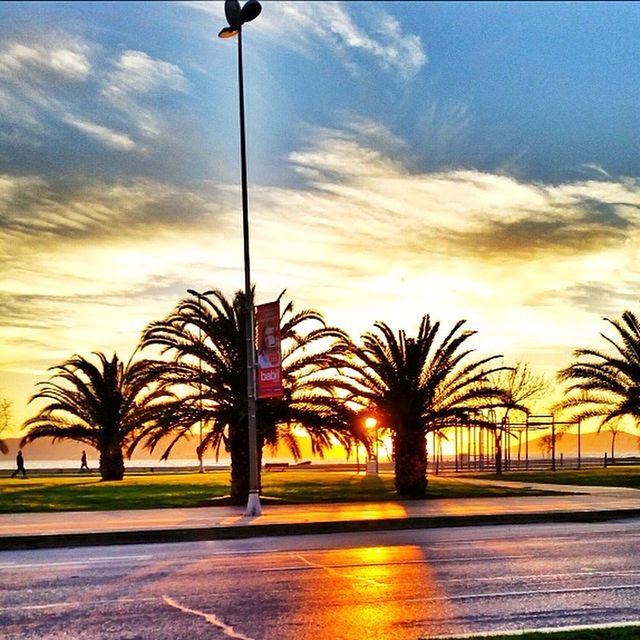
[428,454,627,474]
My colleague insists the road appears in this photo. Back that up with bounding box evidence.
[1,520,639,640]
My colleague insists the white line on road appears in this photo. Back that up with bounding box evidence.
[0,554,152,570]
[406,582,640,603]
[292,554,384,586]
[163,595,255,640]
[0,596,147,612]
[258,554,534,573]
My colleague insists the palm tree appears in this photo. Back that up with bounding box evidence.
[557,310,640,456]
[136,288,360,504]
[332,316,507,498]
[21,353,174,480]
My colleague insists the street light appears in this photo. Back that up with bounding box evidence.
[219,0,263,517]
[365,416,379,474]
[187,288,215,473]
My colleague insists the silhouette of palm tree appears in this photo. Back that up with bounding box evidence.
[137,288,360,504]
[21,353,173,480]
[332,316,507,498]
[558,310,640,459]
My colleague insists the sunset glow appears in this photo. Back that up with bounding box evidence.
[2,2,640,437]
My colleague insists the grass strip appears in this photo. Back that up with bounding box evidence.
[477,466,640,489]
[0,470,552,513]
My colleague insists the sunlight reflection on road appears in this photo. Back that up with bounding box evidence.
[271,544,464,640]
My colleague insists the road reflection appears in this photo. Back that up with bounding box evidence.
[274,544,464,640]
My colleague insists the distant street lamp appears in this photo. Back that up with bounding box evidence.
[365,416,379,474]
[219,0,263,517]
[187,288,215,473]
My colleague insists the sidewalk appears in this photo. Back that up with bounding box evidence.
[1,481,639,550]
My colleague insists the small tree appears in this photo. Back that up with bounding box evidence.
[598,415,625,463]
[491,361,549,473]
[0,395,11,454]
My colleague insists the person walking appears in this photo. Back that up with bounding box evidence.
[80,450,90,472]
[11,449,27,478]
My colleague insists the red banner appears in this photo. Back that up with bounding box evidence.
[256,301,283,399]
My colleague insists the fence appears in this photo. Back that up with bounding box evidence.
[428,454,639,474]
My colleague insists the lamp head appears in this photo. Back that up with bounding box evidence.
[219,0,261,38]
[240,0,262,23]
[224,0,242,29]
[218,26,240,39]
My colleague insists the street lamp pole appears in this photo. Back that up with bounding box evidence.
[365,416,379,474]
[219,0,263,516]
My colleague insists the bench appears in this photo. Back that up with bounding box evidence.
[264,462,289,472]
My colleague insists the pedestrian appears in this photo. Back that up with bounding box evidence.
[11,449,27,478]
[80,450,90,472]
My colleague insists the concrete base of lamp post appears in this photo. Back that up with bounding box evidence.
[244,489,262,516]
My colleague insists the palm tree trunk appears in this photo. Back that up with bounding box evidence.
[99,443,124,481]
[611,430,617,463]
[230,419,250,504]
[394,427,427,498]
[229,421,265,504]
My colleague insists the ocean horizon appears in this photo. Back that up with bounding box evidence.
[0,457,232,472]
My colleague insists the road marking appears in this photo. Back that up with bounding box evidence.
[0,554,152,570]
[163,595,254,640]
[0,597,146,612]
[406,582,640,603]
[291,554,384,586]
[258,554,534,573]
[458,569,640,582]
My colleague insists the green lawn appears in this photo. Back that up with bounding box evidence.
[0,470,552,513]
[437,626,640,640]
[477,466,640,489]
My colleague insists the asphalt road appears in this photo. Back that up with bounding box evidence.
[1,520,639,640]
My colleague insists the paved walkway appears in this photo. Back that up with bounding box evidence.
[1,480,639,550]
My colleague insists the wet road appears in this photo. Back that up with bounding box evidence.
[1,520,639,639]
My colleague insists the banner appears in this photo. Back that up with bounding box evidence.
[256,301,283,399]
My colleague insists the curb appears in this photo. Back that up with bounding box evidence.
[2,508,640,551]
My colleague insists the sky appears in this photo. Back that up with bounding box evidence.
[2,1,640,432]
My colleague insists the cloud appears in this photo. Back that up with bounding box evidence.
[0,35,189,154]
[0,35,92,136]
[103,50,187,99]
[234,124,640,365]
[5,117,640,418]
[101,50,188,139]
[62,116,138,152]
[577,163,613,179]
[185,1,426,79]
[0,39,91,83]
[281,126,640,266]
[290,124,405,180]
[0,174,223,246]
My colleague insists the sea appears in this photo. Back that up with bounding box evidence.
[0,458,231,472]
